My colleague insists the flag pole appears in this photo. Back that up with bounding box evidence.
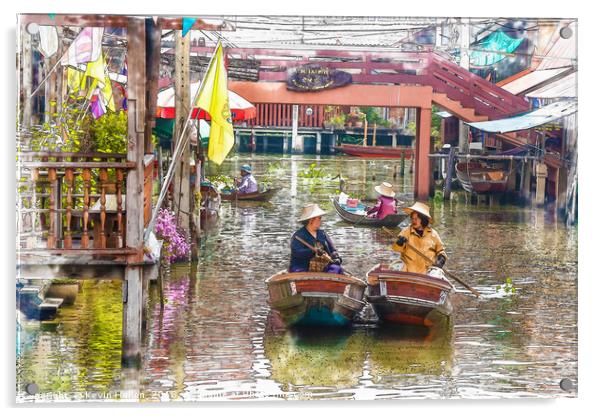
[144,41,221,242]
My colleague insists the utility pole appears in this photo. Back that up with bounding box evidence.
[458,17,470,154]
[172,30,191,237]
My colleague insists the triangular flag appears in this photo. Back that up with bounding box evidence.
[195,42,234,165]
[152,16,159,26]
[182,17,196,37]
[48,13,56,20]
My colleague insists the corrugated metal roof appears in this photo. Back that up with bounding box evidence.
[502,67,570,95]
[526,72,576,98]
[467,101,577,133]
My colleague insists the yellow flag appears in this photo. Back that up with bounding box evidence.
[195,42,234,165]
[66,67,83,93]
[101,75,116,112]
[81,52,106,88]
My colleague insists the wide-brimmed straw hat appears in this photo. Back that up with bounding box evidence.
[403,201,432,224]
[298,203,327,222]
[375,182,395,198]
[241,164,252,173]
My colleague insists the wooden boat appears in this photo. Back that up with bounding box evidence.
[334,144,413,159]
[366,264,454,327]
[455,161,511,194]
[332,197,406,227]
[220,186,281,202]
[266,270,366,327]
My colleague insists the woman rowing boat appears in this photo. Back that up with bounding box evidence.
[289,203,343,274]
[392,201,447,274]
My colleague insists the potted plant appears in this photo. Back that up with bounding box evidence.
[46,278,80,306]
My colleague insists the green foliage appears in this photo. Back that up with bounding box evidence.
[88,111,127,154]
[359,107,389,127]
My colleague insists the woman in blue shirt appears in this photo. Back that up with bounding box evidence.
[289,203,343,274]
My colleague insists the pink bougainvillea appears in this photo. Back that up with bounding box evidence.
[154,209,191,263]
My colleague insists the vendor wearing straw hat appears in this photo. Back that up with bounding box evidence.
[367,182,398,219]
[289,203,343,274]
[235,164,258,194]
[392,201,447,274]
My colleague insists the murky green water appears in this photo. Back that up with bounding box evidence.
[17,155,578,401]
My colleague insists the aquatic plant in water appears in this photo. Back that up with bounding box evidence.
[154,209,191,263]
[496,277,517,294]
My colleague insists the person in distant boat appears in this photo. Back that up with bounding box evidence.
[289,203,344,274]
[392,201,447,274]
[235,164,258,194]
[366,182,398,219]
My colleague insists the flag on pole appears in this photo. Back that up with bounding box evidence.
[195,42,234,165]
[61,27,104,67]
[182,17,196,37]
[100,75,116,112]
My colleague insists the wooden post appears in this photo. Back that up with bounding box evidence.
[372,122,377,146]
[520,159,531,202]
[21,25,33,128]
[443,147,456,200]
[363,119,368,146]
[145,18,161,154]
[414,107,432,200]
[556,166,568,216]
[64,168,74,249]
[316,132,322,154]
[47,168,57,248]
[292,105,301,153]
[122,17,147,368]
[535,162,548,206]
[172,30,191,235]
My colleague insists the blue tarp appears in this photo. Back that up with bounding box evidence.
[466,101,577,134]
[469,30,524,67]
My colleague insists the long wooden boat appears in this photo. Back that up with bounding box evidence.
[366,264,454,327]
[220,187,281,202]
[266,270,366,327]
[455,161,511,194]
[332,197,406,227]
[334,144,413,159]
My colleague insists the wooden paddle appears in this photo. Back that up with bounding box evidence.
[381,227,481,297]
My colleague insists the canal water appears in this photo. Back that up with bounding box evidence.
[16,155,578,401]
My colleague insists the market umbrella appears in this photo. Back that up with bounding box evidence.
[155,81,257,121]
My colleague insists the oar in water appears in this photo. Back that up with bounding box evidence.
[381,226,481,297]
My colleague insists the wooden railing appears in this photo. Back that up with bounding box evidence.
[17,152,136,251]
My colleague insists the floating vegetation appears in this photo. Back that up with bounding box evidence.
[497,277,517,294]
[298,163,332,179]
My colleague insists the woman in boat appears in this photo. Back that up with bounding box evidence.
[235,164,258,194]
[366,182,397,219]
[392,201,447,274]
[289,203,343,274]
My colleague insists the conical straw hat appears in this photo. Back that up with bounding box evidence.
[298,203,327,222]
[402,201,432,223]
[375,182,395,198]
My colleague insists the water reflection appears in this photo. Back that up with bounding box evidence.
[17,155,577,401]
